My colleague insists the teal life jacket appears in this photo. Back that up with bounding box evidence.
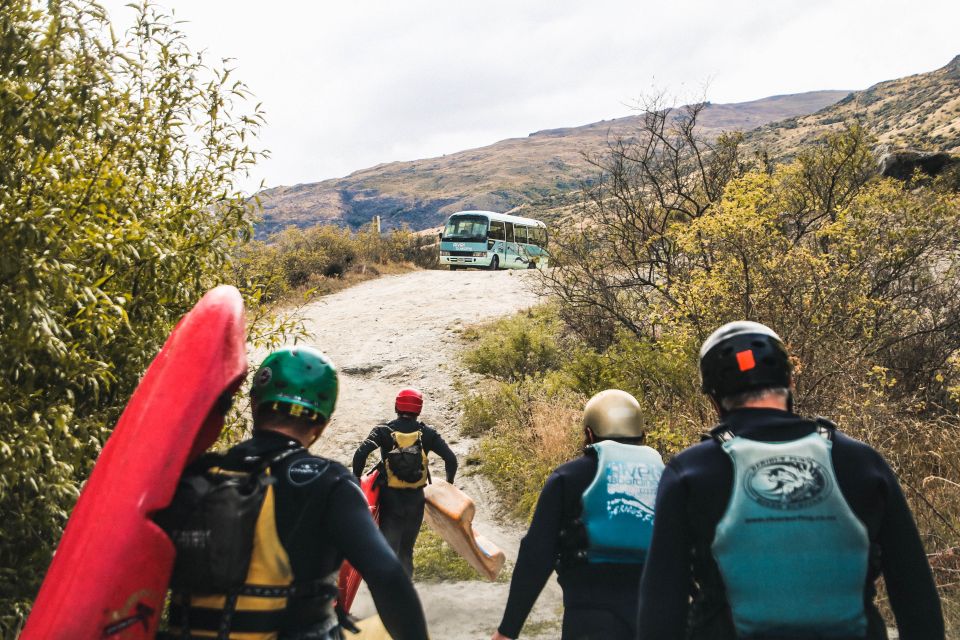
[580,441,664,564]
[711,425,870,638]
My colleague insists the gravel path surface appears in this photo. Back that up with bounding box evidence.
[297,269,562,639]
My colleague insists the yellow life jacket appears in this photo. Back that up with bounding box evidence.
[384,430,429,489]
[168,472,294,640]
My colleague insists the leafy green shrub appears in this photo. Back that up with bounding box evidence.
[466,121,960,629]
[477,391,582,521]
[0,2,288,629]
[235,223,435,304]
[533,120,960,630]
[464,308,562,383]
[458,380,505,437]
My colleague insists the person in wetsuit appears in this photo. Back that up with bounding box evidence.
[352,387,458,576]
[165,347,429,640]
[637,321,944,639]
[493,389,663,640]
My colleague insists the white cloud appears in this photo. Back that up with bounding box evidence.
[99,0,960,192]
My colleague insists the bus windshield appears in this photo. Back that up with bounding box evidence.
[442,215,489,243]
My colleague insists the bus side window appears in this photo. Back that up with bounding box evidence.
[515,225,527,245]
[489,220,505,248]
[505,222,515,244]
[528,227,542,247]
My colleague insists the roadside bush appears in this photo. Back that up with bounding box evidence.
[458,380,513,438]
[233,223,436,304]
[463,307,562,383]
[462,312,694,519]
[0,1,284,629]
[477,393,582,520]
[474,119,960,630]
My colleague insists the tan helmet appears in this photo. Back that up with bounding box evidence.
[582,389,646,439]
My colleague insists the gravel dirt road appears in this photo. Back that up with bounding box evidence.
[298,268,563,639]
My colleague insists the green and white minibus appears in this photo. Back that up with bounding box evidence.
[438,210,549,270]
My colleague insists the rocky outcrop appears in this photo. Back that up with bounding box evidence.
[879,149,959,181]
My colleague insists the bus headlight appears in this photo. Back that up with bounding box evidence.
[472,252,486,257]
[440,251,450,256]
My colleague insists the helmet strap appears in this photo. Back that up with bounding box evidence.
[583,427,596,446]
[709,394,728,419]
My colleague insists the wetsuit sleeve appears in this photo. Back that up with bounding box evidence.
[352,427,384,478]
[325,478,429,640]
[425,428,458,483]
[497,472,564,638]
[637,463,690,640]
[876,460,944,638]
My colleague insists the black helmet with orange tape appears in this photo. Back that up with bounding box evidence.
[699,321,791,402]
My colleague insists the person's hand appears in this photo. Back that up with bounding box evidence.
[491,632,513,640]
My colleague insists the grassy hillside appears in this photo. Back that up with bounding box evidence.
[748,55,960,158]
[257,90,849,235]
[258,56,960,236]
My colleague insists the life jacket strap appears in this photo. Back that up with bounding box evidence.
[712,428,735,444]
[237,583,293,598]
[219,592,239,640]
[711,417,836,445]
[814,416,836,440]
[168,602,286,637]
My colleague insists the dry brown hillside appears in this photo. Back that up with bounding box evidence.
[748,55,960,158]
[256,91,849,235]
[258,56,960,237]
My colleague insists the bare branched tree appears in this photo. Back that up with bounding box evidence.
[541,97,752,347]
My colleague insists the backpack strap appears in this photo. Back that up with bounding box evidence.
[264,444,303,468]
[709,424,735,445]
[414,428,431,485]
[425,445,433,486]
[240,443,303,478]
[813,416,836,441]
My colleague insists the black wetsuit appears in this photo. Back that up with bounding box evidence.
[636,408,944,640]
[196,429,429,640]
[498,451,644,640]
[352,417,458,576]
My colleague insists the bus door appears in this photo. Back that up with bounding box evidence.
[514,225,532,266]
[488,219,506,262]
[504,222,521,268]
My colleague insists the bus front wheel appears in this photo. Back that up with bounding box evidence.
[488,255,499,271]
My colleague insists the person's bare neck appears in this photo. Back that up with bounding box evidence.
[737,396,789,411]
[257,424,312,447]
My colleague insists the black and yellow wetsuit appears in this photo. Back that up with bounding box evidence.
[168,429,428,640]
[351,418,458,576]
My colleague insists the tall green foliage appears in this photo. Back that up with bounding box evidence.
[0,1,266,628]
[493,120,960,629]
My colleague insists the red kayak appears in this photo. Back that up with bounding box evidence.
[337,470,381,613]
[22,286,247,640]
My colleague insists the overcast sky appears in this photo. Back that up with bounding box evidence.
[100,0,959,193]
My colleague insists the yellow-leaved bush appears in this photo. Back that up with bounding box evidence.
[474,121,960,629]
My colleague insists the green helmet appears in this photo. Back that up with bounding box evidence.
[251,347,338,422]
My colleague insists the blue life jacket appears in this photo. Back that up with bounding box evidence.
[580,441,664,564]
[711,426,870,638]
